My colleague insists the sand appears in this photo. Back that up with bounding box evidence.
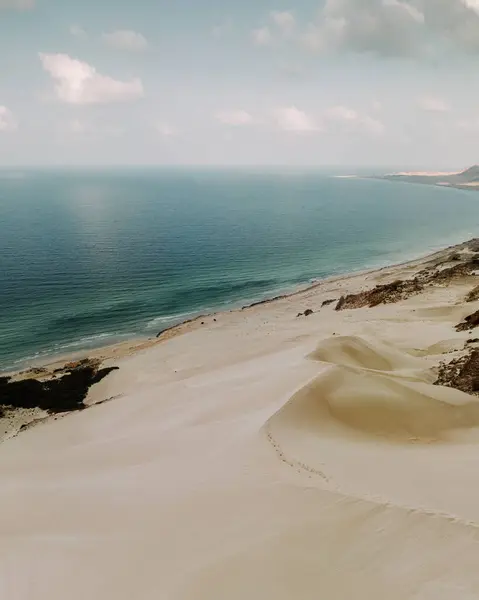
[3,241,479,598]
[386,170,462,177]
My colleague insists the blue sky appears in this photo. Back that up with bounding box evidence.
[1,0,479,167]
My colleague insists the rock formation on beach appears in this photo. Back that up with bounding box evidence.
[0,359,118,416]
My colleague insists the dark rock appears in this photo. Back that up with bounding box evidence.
[456,310,479,332]
[466,285,479,303]
[321,299,336,307]
[0,365,119,414]
[449,252,461,261]
[29,367,48,376]
[304,309,314,317]
[296,312,303,318]
[467,338,479,344]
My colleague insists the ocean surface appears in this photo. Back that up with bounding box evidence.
[1,167,479,371]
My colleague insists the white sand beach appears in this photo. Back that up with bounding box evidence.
[385,170,462,177]
[3,241,479,599]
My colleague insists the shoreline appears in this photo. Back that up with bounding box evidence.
[5,237,470,380]
[4,230,479,596]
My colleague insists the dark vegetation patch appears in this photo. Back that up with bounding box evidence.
[336,255,479,311]
[435,349,479,395]
[336,279,424,310]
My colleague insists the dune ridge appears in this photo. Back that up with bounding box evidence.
[3,240,479,598]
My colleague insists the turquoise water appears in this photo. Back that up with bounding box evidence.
[1,168,478,371]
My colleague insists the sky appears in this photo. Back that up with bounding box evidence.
[1,0,479,167]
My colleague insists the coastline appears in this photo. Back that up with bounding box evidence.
[7,236,470,380]
[4,234,479,597]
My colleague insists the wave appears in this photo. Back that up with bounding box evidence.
[1,332,132,373]
[145,310,202,330]
[48,300,143,331]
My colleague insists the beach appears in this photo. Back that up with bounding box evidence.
[2,238,479,598]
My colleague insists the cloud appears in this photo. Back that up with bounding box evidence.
[0,0,34,9]
[216,110,254,126]
[325,105,384,134]
[102,30,148,52]
[418,95,450,112]
[302,0,425,56]
[271,11,296,34]
[273,106,318,132]
[70,25,87,38]
[300,0,479,57]
[252,27,273,46]
[0,106,17,131]
[154,122,177,137]
[39,53,144,105]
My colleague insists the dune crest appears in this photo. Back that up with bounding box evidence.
[266,334,479,522]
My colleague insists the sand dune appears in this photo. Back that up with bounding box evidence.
[3,242,479,598]
[307,335,424,372]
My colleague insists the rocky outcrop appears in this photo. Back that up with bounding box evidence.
[297,309,314,317]
[321,299,336,307]
[0,362,118,414]
[435,349,479,394]
[336,255,479,312]
[336,279,423,310]
[456,310,479,332]
[466,285,479,303]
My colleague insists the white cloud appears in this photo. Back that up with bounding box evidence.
[418,95,450,112]
[102,30,148,52]
[0,106,17,131]
[325,105,359,121]
[271,11,296,34]
[372,99,382,111]
[39,53,144,105]
[70,25,87,38]
[465,0,479,15]
[300,0,479,57]
[385,0,424,23]
[301,0,425,56]
[325,105,385,134]
[155,122,177,137]
[0,0,34,9]
[216,110,254,126]
[273,106,318,132]
[252,27,273,46]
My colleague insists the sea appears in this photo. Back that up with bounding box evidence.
[1,167,479,372]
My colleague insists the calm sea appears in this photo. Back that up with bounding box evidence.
[1,167,478,371]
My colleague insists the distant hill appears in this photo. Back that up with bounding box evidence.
[456,165,479,183]
[380,165,479,191]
